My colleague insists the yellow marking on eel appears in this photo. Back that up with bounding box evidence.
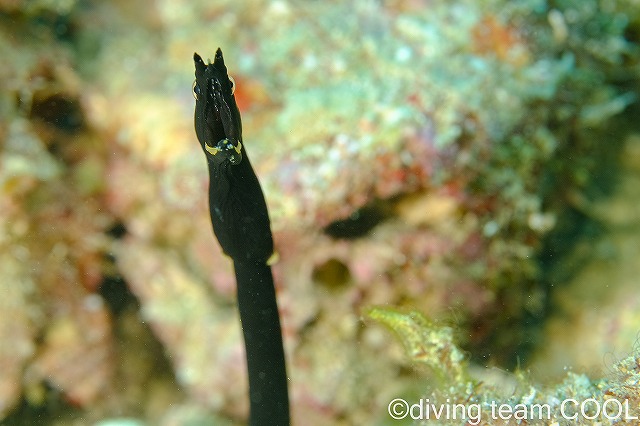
[205,144,220,155]
[205,140,242,156]
[266,251,280,265]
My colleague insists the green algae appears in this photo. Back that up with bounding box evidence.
[366,307,468,385]
[367,306,640,425]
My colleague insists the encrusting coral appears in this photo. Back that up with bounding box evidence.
[367,307,640,425]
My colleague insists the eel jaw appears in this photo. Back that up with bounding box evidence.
[193,48,243,164]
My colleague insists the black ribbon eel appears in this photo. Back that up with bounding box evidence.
[193,49,290,426]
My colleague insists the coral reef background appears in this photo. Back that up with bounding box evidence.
[1,0,639,424]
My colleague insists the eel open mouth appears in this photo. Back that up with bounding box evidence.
[193,49,243,164]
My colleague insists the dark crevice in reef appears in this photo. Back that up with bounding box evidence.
[539,100,639,289]
[323,200,391,239]
[29,93,85,133]
[470,96,638,369]
[0,4,80,45]
[99,273,138,316]
[101,220,136,316]
[106,220,128,240]
[96,224,184,421]
[0,385,81,426]
[521,101,639,367]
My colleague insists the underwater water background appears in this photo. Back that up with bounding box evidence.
[1,0,639,424]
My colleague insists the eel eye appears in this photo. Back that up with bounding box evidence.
[228,75,236,95]
[192,80,200,100]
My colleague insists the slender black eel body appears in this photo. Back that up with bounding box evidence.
[193,49,290,426]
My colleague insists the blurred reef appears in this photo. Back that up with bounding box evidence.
[0,0,639,424]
